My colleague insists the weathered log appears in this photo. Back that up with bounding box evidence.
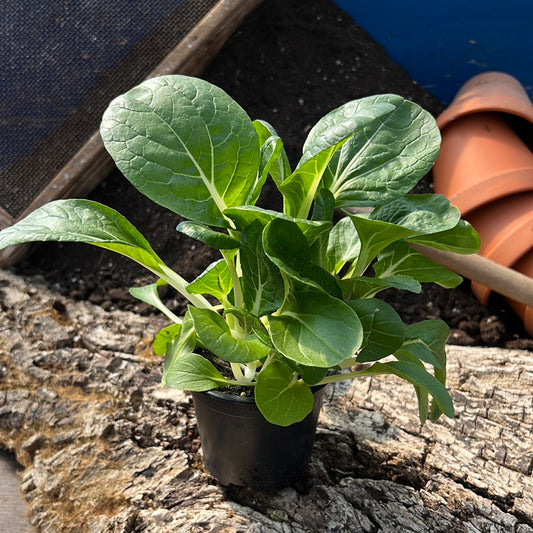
[0,269,531,532]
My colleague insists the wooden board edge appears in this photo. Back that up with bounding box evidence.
[0,0,263,268]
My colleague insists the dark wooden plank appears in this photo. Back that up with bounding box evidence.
[0,0,263,268]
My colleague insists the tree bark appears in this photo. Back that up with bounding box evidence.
[0,269,531,532]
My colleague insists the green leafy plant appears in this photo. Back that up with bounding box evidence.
[0,75,479,426]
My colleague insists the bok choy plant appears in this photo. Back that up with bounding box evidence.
[0,75,479,426]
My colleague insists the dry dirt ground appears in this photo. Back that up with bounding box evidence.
[12,0,533,349]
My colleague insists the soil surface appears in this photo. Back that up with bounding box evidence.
[13,0,533,350]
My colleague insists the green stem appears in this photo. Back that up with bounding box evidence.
[230,362,260,384]
[157,303,183,325]
[317,369,370,385]
[230,362,245,382]
[222,250,243,310]
[243,360,260,381]
[295,188,317,220]
[158,264,213,309]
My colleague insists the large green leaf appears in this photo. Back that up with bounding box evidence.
[351,360,454,421]
[268,290,363,367]
[395,319,450,422]
[186,259,233,302]
[255,361,314,426]
[153,323,182,356]
[374,241,463,289]
[239,220,285,316]
[407,220,481,254]
[310,189,336,270]
[176,221,240,250]
[188,307,270,363]
[0,199,211,309]
[348,195,462,276]
[396,320,449,373]
[386,360,454,420]
[301,95,440,207]
[301,96,397,162]
[348,299,405,362]
[326,216,361,273]
[297,364,329,386]
[263,218,341,297]
[162,352,236,391]
[101,75,260,227]
[347,214,414,276]
[223,308,271,346]
[224,205,331,244]
[161,311,196,376]
[371,194,460,233]
[129,279,182,323]
[340,275,421,300]
[279,139,348,218]
[312,188,336,223]
[0,199,164,273]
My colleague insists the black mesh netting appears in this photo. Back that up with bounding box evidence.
[0,0,218,221]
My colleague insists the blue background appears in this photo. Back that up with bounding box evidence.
[334,0,533,105]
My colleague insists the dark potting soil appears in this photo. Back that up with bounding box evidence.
[13,0,533,350]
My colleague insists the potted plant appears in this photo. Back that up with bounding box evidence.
[0,75,479,490]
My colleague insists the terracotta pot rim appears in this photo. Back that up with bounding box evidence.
[448,169,533,216]
[433,112,533,215]
[468,192,533,306]
[468,194,533,260]
[437,71,533,130]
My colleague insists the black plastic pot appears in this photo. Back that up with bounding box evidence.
[191,386,327,491]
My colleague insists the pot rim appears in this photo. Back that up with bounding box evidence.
[203,388,256,404]
[198,382,328,405]
[433,112,533,215]
[437,71,533,130]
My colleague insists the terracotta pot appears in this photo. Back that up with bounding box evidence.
[432,72,533,335]
[467,193,533,305]
[436,71,533,130]
[432,112,533,215]
[506,250,533,336]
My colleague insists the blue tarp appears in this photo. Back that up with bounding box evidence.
[335,0,533,105]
